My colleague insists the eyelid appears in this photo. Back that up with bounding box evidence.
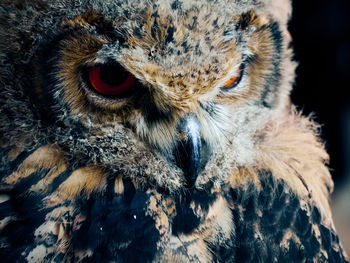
[221,63,245,90]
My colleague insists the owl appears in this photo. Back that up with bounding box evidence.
[0,0,349,262]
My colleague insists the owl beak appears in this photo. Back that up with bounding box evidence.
[174,115,202,188]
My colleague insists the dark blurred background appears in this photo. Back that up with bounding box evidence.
[289,0,350,253]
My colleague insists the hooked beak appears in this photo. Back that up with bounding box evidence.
[174,115,202,188]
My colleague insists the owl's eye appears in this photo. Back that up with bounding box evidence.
[221,64,245,91]
[88,64,136,97]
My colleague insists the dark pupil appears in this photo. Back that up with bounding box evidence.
[99,64,128,86]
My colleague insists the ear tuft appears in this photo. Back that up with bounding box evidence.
[264,0,292,25]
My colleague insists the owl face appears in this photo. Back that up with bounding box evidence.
[0,0,295,190]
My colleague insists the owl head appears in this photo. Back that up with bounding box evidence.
[0,0,295,191]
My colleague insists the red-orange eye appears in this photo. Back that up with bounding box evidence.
[88,64,136,97]
[221,63,245,90]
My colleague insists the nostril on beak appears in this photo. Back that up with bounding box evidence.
[174,115,206,188]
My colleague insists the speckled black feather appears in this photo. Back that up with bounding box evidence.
[73,179,160,263]
[216,171,349,263]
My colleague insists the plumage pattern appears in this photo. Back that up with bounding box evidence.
[0,0,349,262]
